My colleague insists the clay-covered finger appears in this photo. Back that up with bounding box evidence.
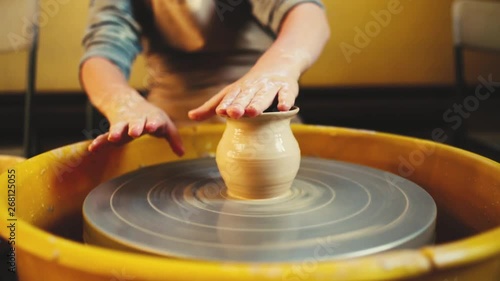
[158,118,185,157]
[128,117,146,138]
[226,86,261,119]
[88,133,110,152]
[145,116,162,134]
[216,87,240,116]
[108,121,128,142]
[277,83,299,111]
[188,89,227,121]
[245,84,280,117]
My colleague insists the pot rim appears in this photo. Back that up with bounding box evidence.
[226,106,300,122]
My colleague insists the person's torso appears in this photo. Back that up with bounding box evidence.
[132,0,275,126]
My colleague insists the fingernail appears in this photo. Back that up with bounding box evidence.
[176,147,185,157]
[129,130,139,138]
[228,107,244,119]
[188,112,201,121]
[146,122,158,132]
[278,103,290,111]
[89,145,98,152]
[108,134,118,142]
[216,109,227,117]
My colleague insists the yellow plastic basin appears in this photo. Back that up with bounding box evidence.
[0,155,25,173]
[0,124,499,281]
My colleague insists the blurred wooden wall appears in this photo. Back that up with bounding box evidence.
[0,0,499,92]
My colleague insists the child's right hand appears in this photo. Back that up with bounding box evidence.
[88,91,185,156]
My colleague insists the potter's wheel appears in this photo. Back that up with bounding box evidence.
[83,157,436,262]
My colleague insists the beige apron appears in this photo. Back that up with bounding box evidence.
[143,0,300,127]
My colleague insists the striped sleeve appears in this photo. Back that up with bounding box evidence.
[80,0,142,79]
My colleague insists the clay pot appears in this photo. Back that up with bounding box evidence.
[215,106,301,199]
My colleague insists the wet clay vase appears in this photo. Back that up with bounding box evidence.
[216,106,301,199]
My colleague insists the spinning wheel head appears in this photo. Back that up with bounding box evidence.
[83,157,436,262]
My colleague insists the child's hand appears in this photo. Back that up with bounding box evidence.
[188,72,299,120]
[88,93,184,156]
